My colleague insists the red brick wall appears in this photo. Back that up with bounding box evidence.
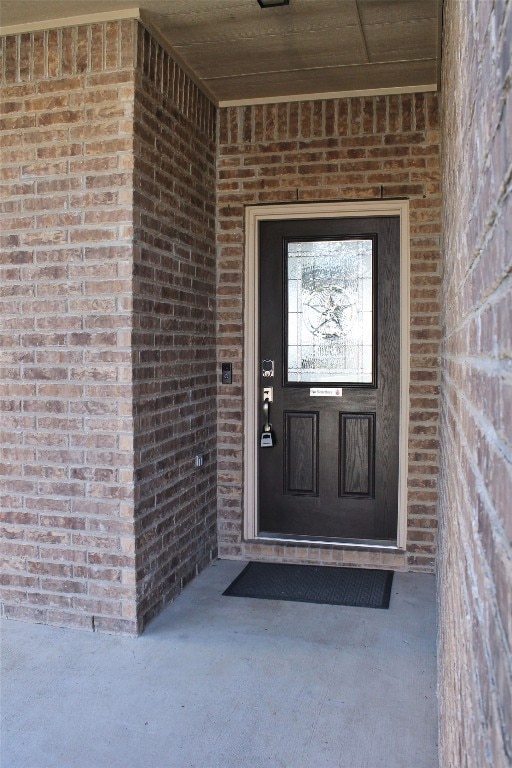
[0,21,218,634]
[0,22,138,633]
[438,1,512,765]
[132,29,218,630]
[0,20,443,633]
[217,93,441,571]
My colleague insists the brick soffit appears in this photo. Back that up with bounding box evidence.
[0,9,439,109]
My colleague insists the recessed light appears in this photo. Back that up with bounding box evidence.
[257,0,289,8]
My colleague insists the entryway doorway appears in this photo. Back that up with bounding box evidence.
[243,201,410,550]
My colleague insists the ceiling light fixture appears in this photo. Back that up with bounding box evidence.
[257,0,289,7]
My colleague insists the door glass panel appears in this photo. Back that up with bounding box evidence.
[286,238,374,384]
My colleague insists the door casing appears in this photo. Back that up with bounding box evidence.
[243,201,410,550]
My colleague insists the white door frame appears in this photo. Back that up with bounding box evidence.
[243,200,410,550]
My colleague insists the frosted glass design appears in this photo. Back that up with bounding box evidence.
[287,239,374,383]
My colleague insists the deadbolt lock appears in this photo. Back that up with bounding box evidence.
[262,359,274,378]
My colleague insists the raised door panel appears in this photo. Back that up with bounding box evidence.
[284,411,318,496]
[339,412,375,497]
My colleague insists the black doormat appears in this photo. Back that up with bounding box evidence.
[223,562,394,609]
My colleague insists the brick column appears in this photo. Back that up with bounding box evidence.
[0,22,138,632]
[0,20,218,634]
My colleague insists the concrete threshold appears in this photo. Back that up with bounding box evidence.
[1,559,438,768]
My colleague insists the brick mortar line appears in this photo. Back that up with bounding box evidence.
[133,182,216,208]
[442,353,512,379]
[13,597,133,614]
[4,463,131,472]
[0,278,132,286]
[0,95,135,112]
[441,369,512,519]
[0,596,132,612]
[217,137,436,151]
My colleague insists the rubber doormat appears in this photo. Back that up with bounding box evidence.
[223,562,394,609]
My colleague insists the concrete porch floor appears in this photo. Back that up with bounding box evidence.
[1,559,438,768]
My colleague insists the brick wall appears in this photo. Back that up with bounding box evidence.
[0,20,217,635]
[0,22,138,633]
[1,18,444,635]
[217,93,441,572]
[438,1,512,765]
[132,29,218,630]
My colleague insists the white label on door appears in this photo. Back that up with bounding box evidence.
[309,388,343,397]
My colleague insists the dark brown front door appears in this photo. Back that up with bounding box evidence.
[258,216,400,543]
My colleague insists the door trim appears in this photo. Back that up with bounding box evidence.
[243,201,410,550]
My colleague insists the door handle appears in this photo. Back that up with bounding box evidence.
[262,387,273,431]
[261,388,274,448]
[263,398,271,432]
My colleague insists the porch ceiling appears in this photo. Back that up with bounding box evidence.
[0,0,442,105]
